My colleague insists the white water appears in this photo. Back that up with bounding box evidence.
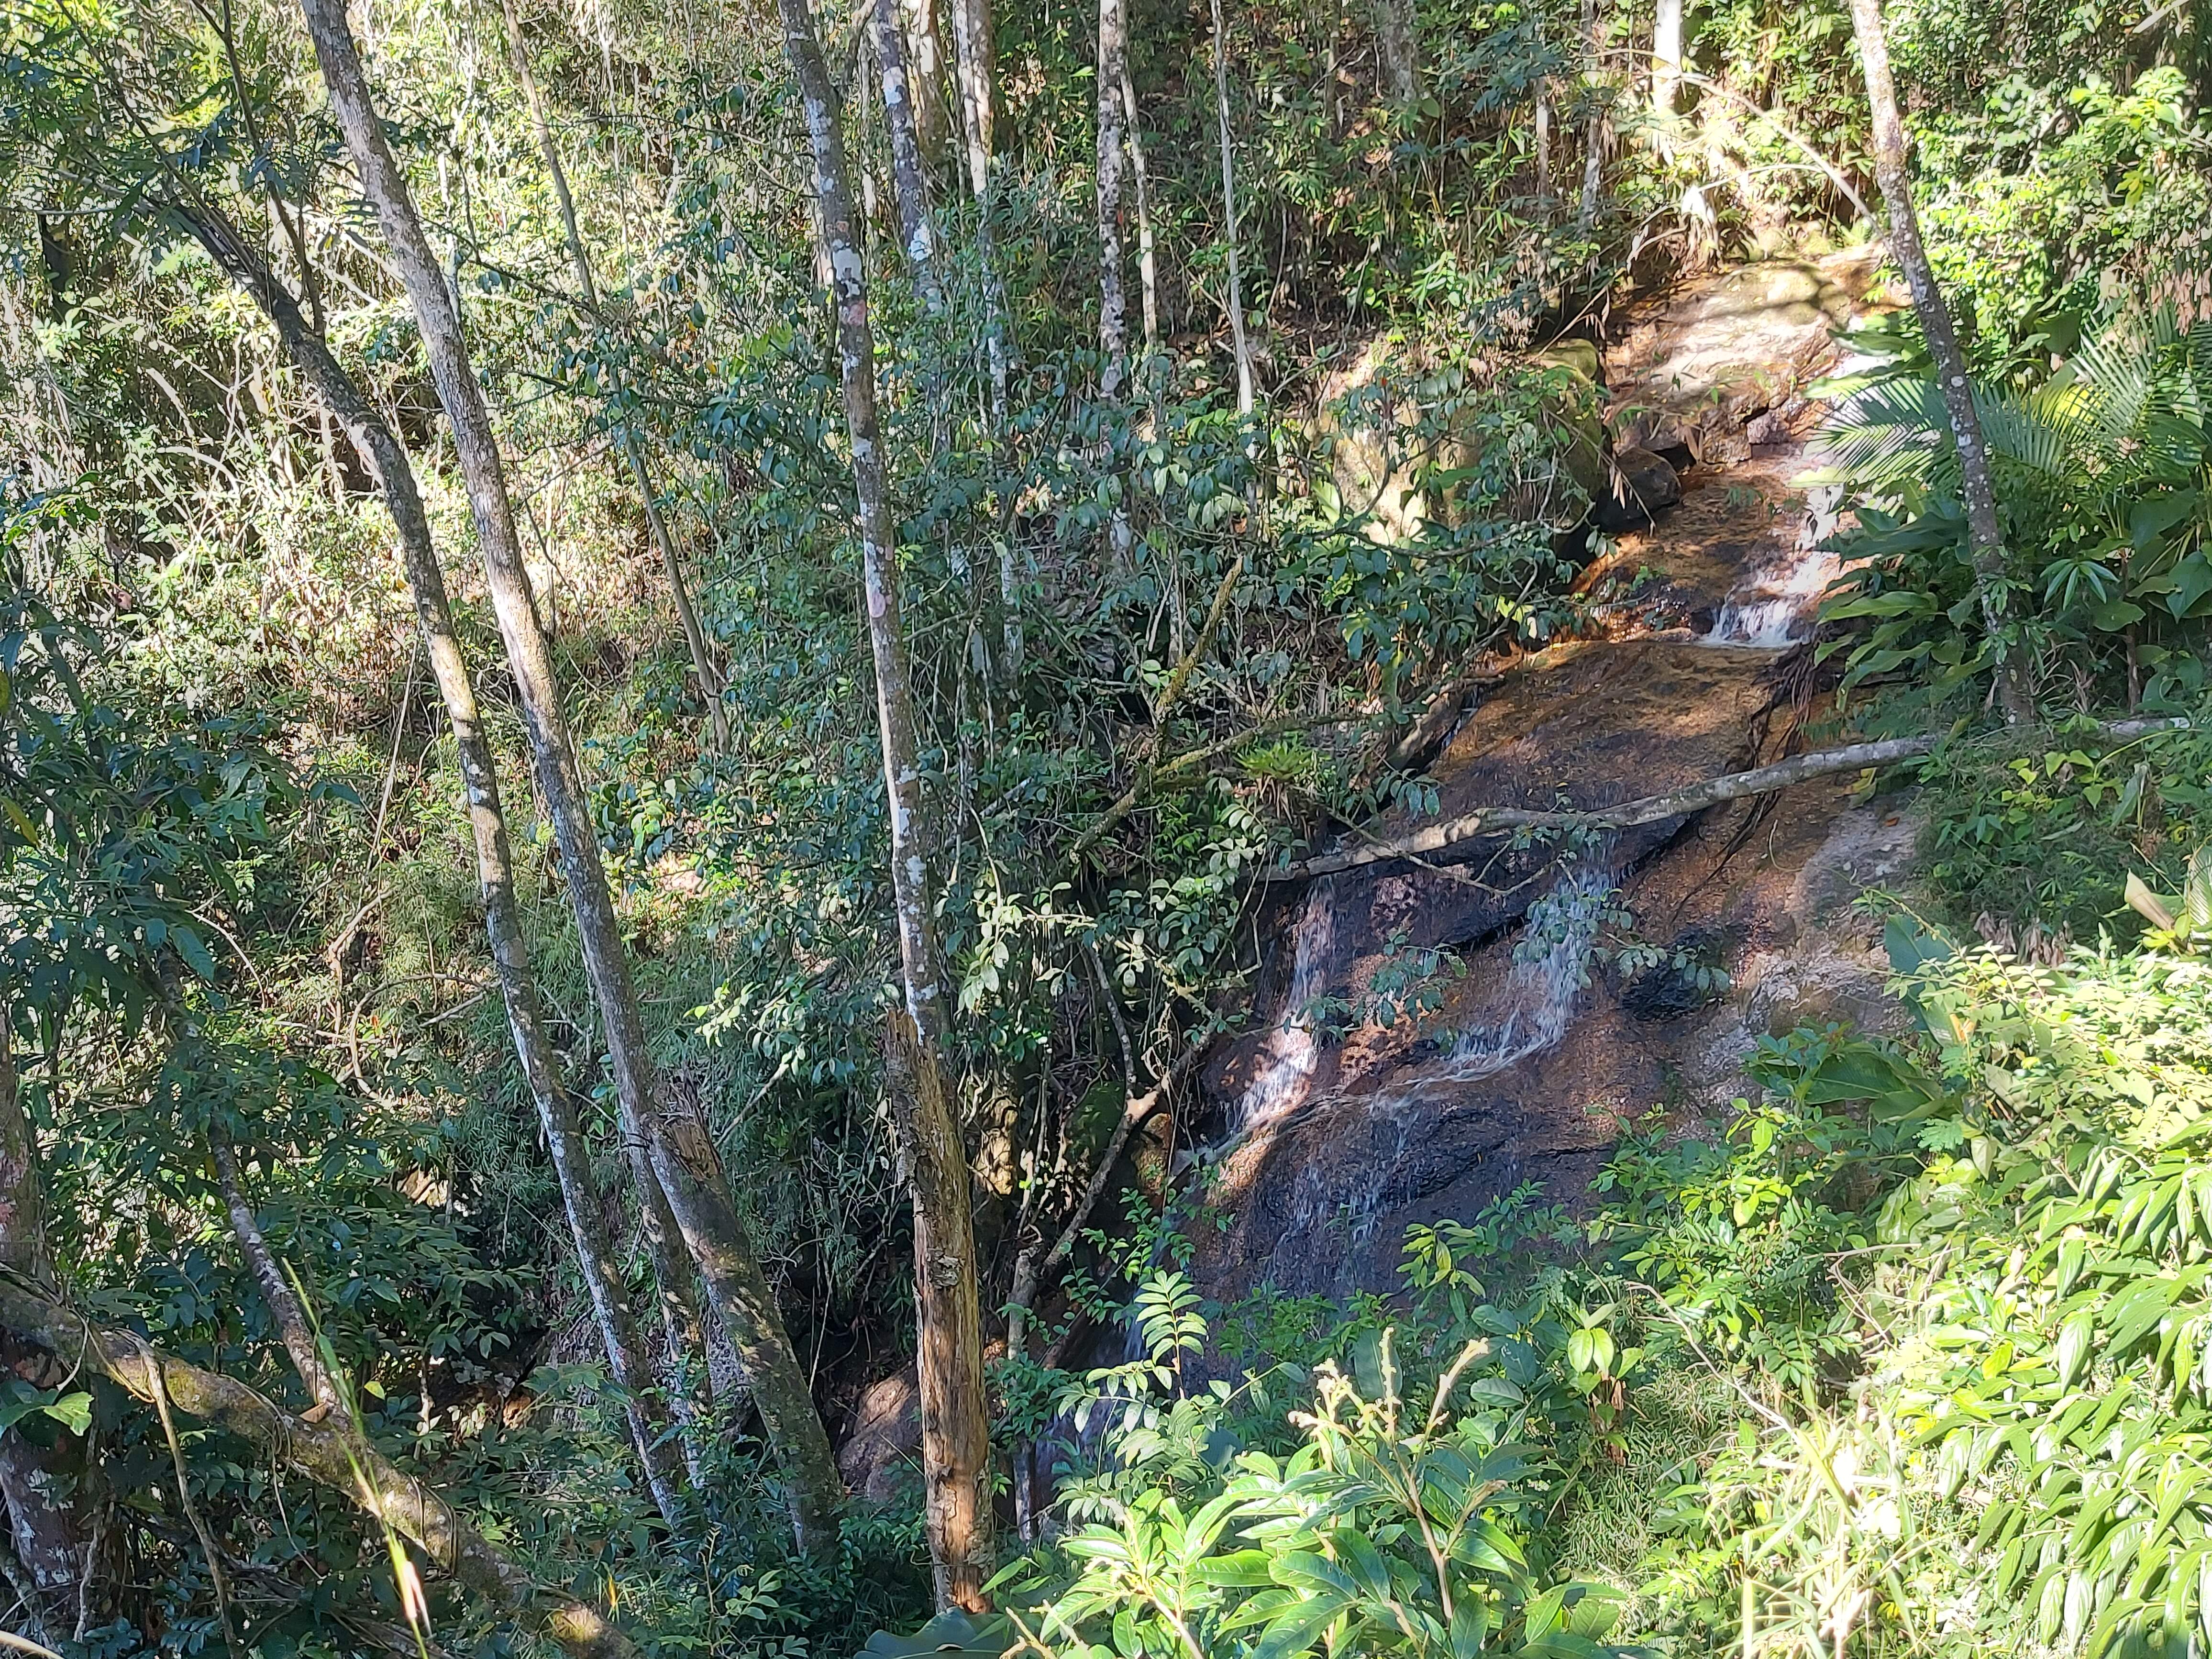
[1232,877,1340,1134]
[1701,481,1843,648]
[1368,862,1616,1113]
[1247,863,1616,1285]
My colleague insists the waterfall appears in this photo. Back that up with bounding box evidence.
[1232,877,1339,1134]
[1702,481,1842,648]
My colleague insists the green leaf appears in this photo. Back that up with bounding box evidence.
[2168,552,2212,618]
[2057,1311,2097,1387]
[172,925,217,981]
[1251,1597,1341,1659]
[44,1393,90,1436]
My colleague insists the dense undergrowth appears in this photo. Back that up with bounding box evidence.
[0,0,2208,1649]
[944,903,2212,1658]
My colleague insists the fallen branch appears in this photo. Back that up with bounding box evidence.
[0,1281,640,1659]
[1274,718,2195,881]
[1068,554,1245,863]
[1003,982,1208,1362]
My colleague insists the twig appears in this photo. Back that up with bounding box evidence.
[1067,555,1247,863]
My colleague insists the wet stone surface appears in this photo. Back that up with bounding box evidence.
[1185,254,1917,1307]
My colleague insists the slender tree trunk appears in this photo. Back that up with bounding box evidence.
[1847,0,2032,722]
[0,1283,642,1659]
[874,0,944,305]
[1651,0,1681,115]
[1577,0,1604,230]
[1374,0,1417,102]
[1096,0,1128,397]
[0,1034,90,1636]
[770,0,993,1608]
[1122,64,1159,360]
[946,0,1009,411]
[899,0,952,167]
[168,193,695,1529]
[943,0,1017,676]
[492,0,729,752]
[1209,0,1254,416]
[292,0,844,1552]
[208,1138,342,1402]
[948,0,994,192]
[1534,79,1553,208]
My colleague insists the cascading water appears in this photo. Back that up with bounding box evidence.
[1701,481,1843,649]
[1255,860,1618,1288]
[1232,877,1339,1134]
[1371,860,1616,1109]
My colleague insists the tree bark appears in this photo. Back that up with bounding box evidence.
[491,0,730,753]
[0,1282,642,1659]
[947,0,994,196]
[1577,0,1604,230]
[1534,78,1552,208]
[882,1016,993,1612]
[167,192,695,1532]
[1095,0,1128,397]
[1209,0,1254,416]
[770,0,993,1607]
[899,0,952,168]
[1651,0,1681,115]
[1847,0,2032,723]
[1121,64,1159,360]
[1374,0,1417,102]
[0,1036,89,1635]
[291,0,841,1552]
[945,0,1010,416]
[874,0,944,306]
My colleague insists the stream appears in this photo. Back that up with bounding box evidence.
[1189,251,1922,1305]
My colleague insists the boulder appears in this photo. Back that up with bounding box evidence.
[1593,444,1683,531]
[1606,248,1883,456]
[1311,332,1611,543]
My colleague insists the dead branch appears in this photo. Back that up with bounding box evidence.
[0,1281,641,1659]
[1274,718,2195,881]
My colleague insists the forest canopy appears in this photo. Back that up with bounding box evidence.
[0,0,2209,1654]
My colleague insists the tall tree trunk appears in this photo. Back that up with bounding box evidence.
[0,1035,90,1637]
[1121,64,1159,360]
[1209,0,1254,415]
[898,0,952,168]
[167,192,696,1530]
[1096,0,1128,397]
[946,0,1009,411]
[1577,0,1604,230]
[492,0,730,754]
[874,0,944,305]
[291,0,845,1553]
[1534,78,1553,208]
[1374,0,1417,102]
[770,0,994,1610]
[948,0,994,194]
[483,0,739,1417]
[1847,0,2033,723]
[0,1282,641,1659]
[1651,0,1681,115]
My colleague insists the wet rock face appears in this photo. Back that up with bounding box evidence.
[1185,253,1918,1310]
[1607,248,1883,458]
